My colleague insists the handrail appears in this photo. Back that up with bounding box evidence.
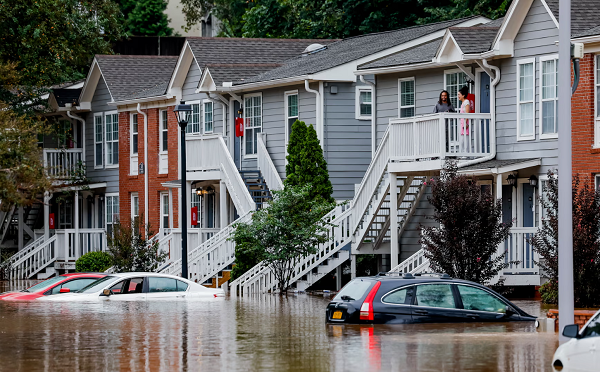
[7,235,46,266]
[257,134,284,191]
[10,234,58,279]
[218,136,255,214]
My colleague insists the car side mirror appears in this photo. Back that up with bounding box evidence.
[102,289,112,296]
[59,288,70,293]
[562,324,580,339]
[506,306,517,316]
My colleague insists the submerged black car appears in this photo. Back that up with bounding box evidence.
[326,273,536,324]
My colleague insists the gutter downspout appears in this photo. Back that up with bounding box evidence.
[137,103,149,229]
[305,80,321,142]
[359,75,377,159]
[458,59,500,169]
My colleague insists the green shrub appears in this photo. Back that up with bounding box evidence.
[76,251,112,272]
[539,281,558,305]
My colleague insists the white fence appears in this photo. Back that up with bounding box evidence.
[44,149,84,179]
[389,113,493,162]
[501,227,538,274]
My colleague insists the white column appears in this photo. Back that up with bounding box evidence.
[44,192,51,239]
[220,181,227,229]
[168,188,174,229]
[18,207,24,250]
[74,190,79,258]
[496,173,503,202]
[350,254,357,279]
[390,172,399,269]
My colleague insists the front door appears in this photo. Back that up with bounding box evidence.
[233,100,241,170]
[502,185,513,225]
[479,72,491,114]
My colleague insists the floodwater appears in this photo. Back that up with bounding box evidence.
[0,281,559,372]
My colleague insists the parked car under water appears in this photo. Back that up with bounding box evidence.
[326,273,536,324]
[38,273,225,302]
[553,309,600,372]
[0,273,107,301]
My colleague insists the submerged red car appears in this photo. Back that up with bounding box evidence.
[0,273,106,301]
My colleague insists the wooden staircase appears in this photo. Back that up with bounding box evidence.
[239,170,272,210]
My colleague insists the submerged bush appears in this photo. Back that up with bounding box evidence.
[76,251,112,272]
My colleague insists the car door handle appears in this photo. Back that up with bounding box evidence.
[466,314,479,319]
[413,310,429,315]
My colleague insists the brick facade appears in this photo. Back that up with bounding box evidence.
[572,53,598,188]
[119,106,179,236]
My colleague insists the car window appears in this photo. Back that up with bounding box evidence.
[457,285,507,313]
[580,312,600,338]
[148,277,180,293]
[78,276,119,293]
[414,284,456,309]
[177,280,189,291]
[49,278,99,295]
[127,278,144,293]
[382,287,411,304]
[24,276,64,293]
[333,279,374,301]
[108,280,128,294]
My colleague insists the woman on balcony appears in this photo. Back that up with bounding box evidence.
[458,86,471,154]
[433,90,455,113]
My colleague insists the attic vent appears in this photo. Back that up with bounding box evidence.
[302,43,327,55]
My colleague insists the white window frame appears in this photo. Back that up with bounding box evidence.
[160,109,168,154]
[444,69,469,109]
[243,93,263,159]
[355,86,373,120]
[594,55,600,147]
[130,113,138,156]
[104,111,119,168]
[94,113,104,169]
[539,54,559,139]
[398,77,416,118]
[517,58,536,141]
[160,192,170,229]
[186,100,201,134]
[131,192,139,222]
[284,90,299,149]
[105,193,119,233]
[203,100,213,134]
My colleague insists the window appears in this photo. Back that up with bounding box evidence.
[161,192,170,229]
[94,114,103,168]
[203,101,213,133]
[106,194,119,236]
[160,110,168,152]
[356,87,372,120]
[108,278,144,294]
[580,311,600,338]
[131,193,139,224]
[285,91,299,144]
[332,278,373,301]
[49,278,98,295]
[131,113,138,155]
[148,277,185,292]
[595,55,600,147]
[59,202,73,229]
[190,192,201,228]
[382,287,412,305]
[244,94,262,156]
[399,78,415,118]
[414,284,456,308]
[457,285,507,313]
[186,102,201,134]
[540,56,558,137]
[105,112,119,166]
[517,59,535,140]
[445,71,468,109]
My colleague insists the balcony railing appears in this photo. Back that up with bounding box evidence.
[500,227,539,274]
[389,113,493,162]
[43,149,84,179]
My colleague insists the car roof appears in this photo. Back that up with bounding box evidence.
[109,272,187,280]
[60,273,107,277]
[359,275,488,287]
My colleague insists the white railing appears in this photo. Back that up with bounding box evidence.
[230,204,353,295]
[10,235,57,279]
[43,149,84,179]
[257,134,284,191]
[389,113,493,162]
[351,128,390,233]
[185,134,223,172]
[6,235,46,267]
[389,248,430,274]
[501,227,539,274]
[55,229,107,261]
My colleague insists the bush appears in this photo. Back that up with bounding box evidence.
[539,281,558,305]
[76,251,112,272]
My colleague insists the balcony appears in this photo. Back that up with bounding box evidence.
[43,148,84,180]
[388,113,493,173]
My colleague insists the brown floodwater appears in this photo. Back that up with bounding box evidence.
[0,281,559,372]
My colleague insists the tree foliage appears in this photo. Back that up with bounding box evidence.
[285,121,334,203]
[0,0,125,110]
[229,185,336,292]
[531,171,600,307]
[420,162,512,284]
[180,0,510,38]
[76,251,112,272]
[123,0,174,36]
[107,218,167,272]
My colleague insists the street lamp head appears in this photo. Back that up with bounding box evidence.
[173,101,193,128]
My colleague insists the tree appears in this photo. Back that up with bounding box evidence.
[285,121,334,203]
[229,185,336,292]
[0,0,125,111]
[531,171,600,307]
[420,162,512,284]
[420,0,510,24]
[125,0,174,36]
[107,218,167,272]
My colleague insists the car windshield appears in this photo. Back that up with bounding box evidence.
[333,279,374,301]
[23,276,65,293]
[77,276,120,293]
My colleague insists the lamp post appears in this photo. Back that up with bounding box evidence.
[173,101,193,279]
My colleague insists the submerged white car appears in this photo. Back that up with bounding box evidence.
[553,309,600,371]
[38,272,224,302]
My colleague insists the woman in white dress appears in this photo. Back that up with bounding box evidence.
[458,86,470,153]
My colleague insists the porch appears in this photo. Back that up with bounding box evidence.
[43,148,84,180]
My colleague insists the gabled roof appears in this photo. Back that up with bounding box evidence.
[51,88,82,107]
[448,26,500,54]
[232,16,487,86]
[358,38,442,70]
[94,55,179,102]
[545,0,600,36]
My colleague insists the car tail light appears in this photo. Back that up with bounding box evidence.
[359,281,381,321]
